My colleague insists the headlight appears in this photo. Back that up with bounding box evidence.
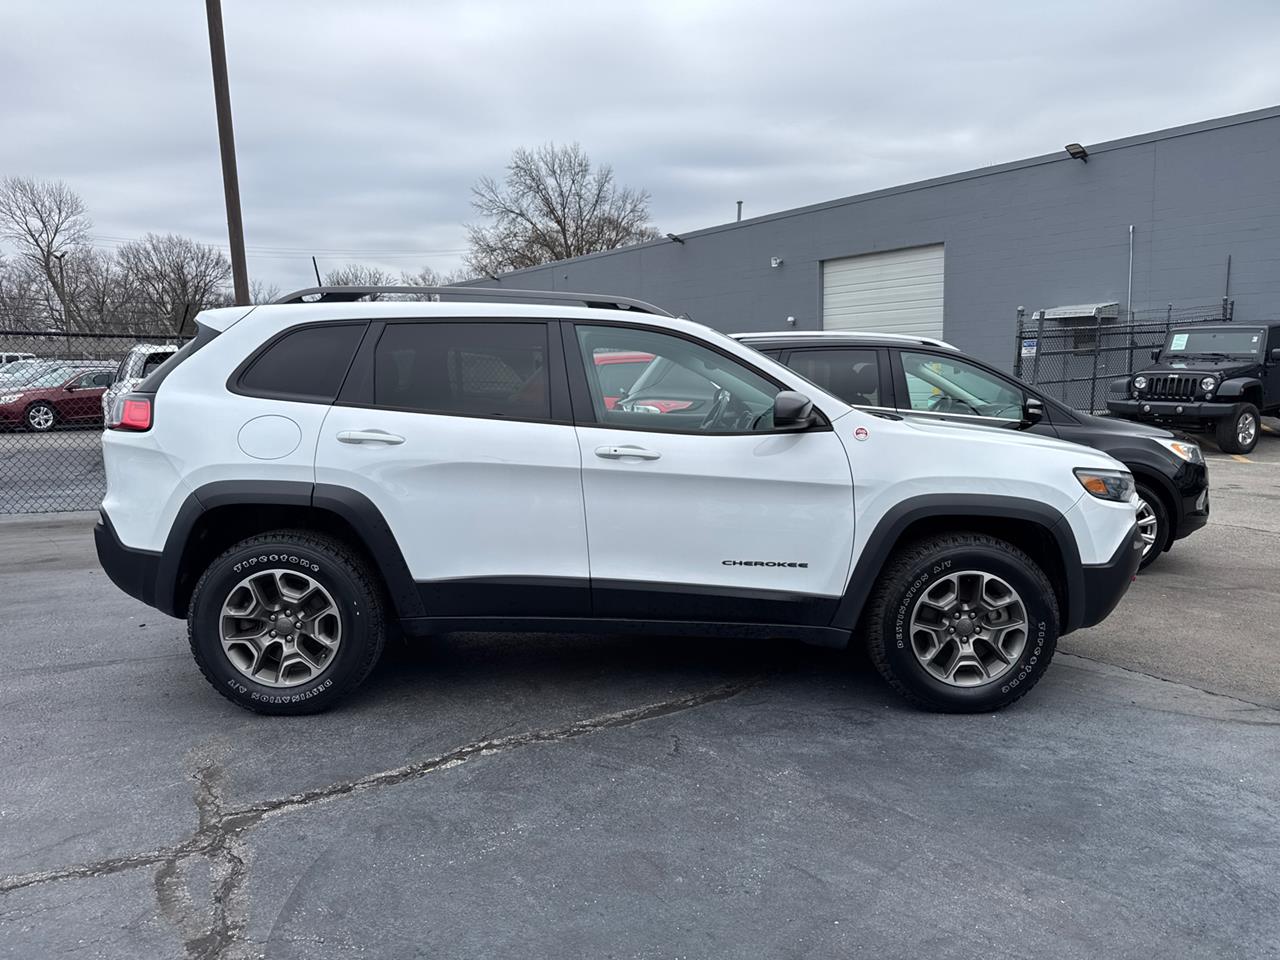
[1153,437,1204,464]
[1074,468,1136,502]
[0,393,22,404]
[1200,376,1217,392]
[1132,375,1148,391]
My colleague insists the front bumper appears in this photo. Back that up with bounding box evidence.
[1107,399,1233,421]
[95,512,161,609]
[1173,462,1210,540]
[1077,521,1143,629]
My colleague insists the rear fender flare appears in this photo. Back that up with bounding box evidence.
[156,480,423,619]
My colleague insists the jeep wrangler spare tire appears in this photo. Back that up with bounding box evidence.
[187,531,386,715]
[863,533,1059,712]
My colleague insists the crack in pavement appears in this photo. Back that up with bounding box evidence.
[0,677,761,935]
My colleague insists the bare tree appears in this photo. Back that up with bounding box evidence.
[0,177,92,328]
[72,248,136,331]
[399,265,474,287]
[465,143,660,276]
[0,255,47,326]
[249,278,281,304]
[322,263,394,300]
[116,233,232,336]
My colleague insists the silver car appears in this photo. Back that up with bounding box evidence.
[101,343,178,420]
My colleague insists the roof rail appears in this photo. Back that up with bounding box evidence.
[271,285,673,317]
[731,330,958,350]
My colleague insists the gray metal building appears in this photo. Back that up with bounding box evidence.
[477,105,1280,368]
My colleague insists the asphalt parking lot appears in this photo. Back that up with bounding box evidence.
[1,428,1278,958]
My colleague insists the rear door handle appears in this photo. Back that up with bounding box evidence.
[337,429,405,445]
[595,444,661,461]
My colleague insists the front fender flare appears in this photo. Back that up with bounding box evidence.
[1216,377,1262,401]
[830,494,1085,635]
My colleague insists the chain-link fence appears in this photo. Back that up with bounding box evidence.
[1012,300,1235,413]
[0,324,185,514]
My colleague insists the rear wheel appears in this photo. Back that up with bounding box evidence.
[1134,483,1169,571]
[863,533,1059,712]
[187,530,387,714]
[1215,403,1259,454]
[25,402,56,432]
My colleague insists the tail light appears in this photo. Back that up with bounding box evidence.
[108,393,153,431]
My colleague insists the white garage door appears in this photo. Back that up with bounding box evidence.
[822,244,945,337]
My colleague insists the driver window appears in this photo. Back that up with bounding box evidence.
[575,325,781,433]
[900,351,1023,420]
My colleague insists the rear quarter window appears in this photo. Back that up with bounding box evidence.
[236,323,367,403]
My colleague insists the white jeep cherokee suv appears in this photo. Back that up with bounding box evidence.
[96,287,1142,715]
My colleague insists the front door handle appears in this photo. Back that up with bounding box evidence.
[595,444,661,461]
[337,429,405,445]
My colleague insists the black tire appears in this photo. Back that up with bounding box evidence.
[1134,482,1169,572]
[25,402,56,432]
[1215,402,1260,454]
[187,530,387,715]
[862,533,1059,713]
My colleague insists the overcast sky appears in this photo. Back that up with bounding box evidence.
[3,0,1279,289]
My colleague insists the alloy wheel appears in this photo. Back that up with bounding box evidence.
[907,570,1028,687]
[219,569,342,687]
[1238,411,1258,448]
[1135,497,1160,557]
[27,404,54,431]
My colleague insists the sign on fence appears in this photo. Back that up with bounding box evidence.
[1020,338,1038,358]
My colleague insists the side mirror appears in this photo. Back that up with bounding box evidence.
[1150,348,1161,361]
[772,390,815,430]
[1022,396,1044,426]
[1270,347,1280,363]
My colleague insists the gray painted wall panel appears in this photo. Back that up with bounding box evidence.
[478,107,1280,369]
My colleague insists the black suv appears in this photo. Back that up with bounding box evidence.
[734,331,1209,570]
[1106,322,1280,454]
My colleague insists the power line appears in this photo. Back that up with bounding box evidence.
[85,234,467,258]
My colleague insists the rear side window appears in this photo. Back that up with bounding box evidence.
[373,322,549,419]
[238,323,365,402]
[141,352,172,377]
[786,349,881,406]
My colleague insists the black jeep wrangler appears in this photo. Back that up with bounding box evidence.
[1108,322,1280,454]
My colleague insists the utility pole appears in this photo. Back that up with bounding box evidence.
[205,0,249,305]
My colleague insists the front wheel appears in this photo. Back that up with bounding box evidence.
[187,531,387,714]
[25,402,56,432]
[862,533,1059,712]
[1215,403,1259,454]
[1134,483,1169,571]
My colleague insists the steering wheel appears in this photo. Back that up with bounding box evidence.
[699,388,732,430]
[928,395,981,415]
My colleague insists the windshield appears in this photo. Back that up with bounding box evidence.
[1163,328,1263,357]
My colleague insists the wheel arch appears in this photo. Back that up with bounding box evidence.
[157,481,423,620]
[832,495,1085,636]
[1217,377,1263,406]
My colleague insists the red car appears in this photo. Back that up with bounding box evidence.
[593,351,693,413]
[0,365,116,432]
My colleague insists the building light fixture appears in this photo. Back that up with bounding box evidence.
[1065,143,1089,162]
